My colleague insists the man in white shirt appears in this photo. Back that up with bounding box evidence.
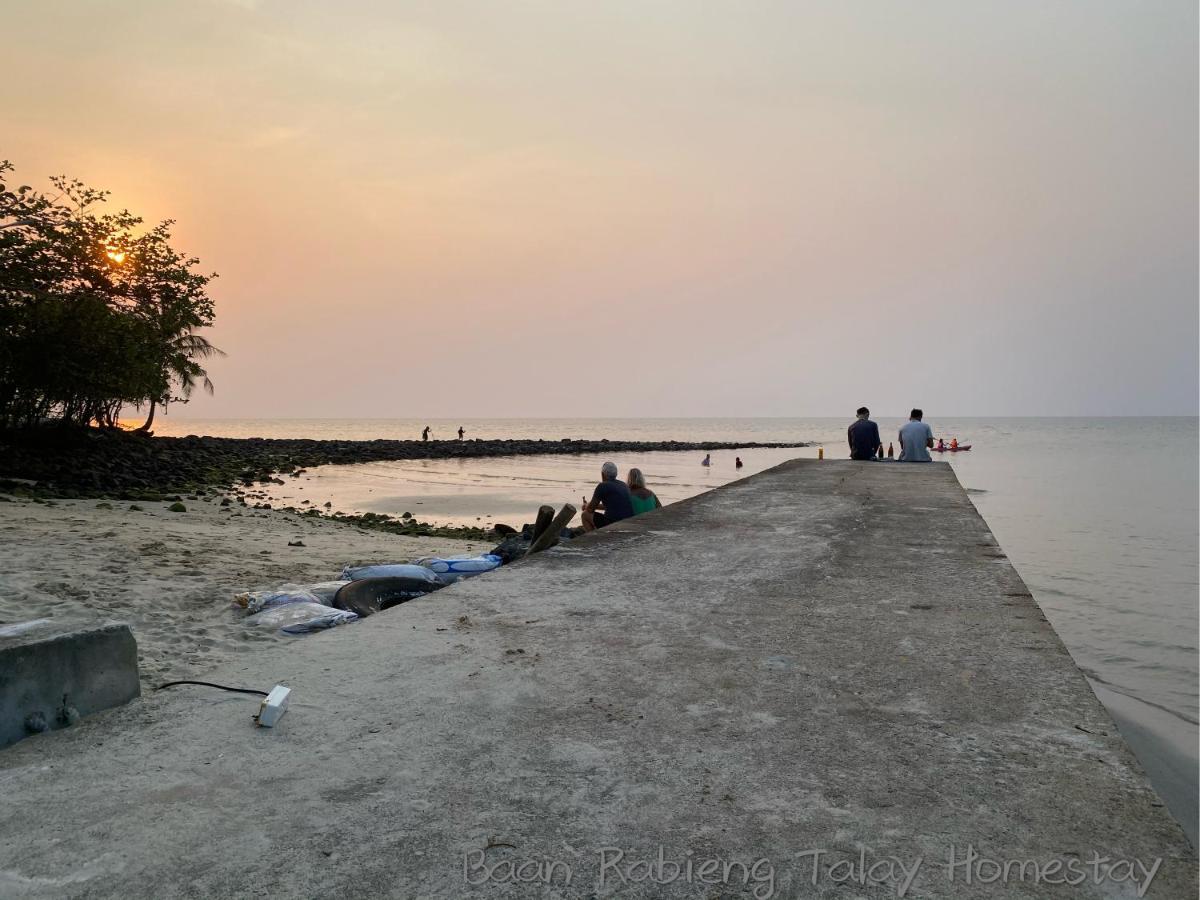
[898,408,934,462]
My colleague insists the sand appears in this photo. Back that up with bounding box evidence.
[0,494,491,687]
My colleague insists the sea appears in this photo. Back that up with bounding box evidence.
[150,416,1199,839]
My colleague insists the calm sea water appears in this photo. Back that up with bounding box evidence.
[154,416,1199,833]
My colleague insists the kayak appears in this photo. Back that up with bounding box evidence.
[933,445,971,452]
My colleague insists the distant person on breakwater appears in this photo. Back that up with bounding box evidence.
[626,468,662,515]
[458,426,465,440]
[701,453,711,467]
[847,406,882,461]
[422,426,431,442]
[898,409,934,462]
[581,461,634,531]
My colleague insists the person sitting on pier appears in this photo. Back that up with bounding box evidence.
[898,408,934,462]
[627,468,662,516]
[847,406,882,460]
[581,461,634,531]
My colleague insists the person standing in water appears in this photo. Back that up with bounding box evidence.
[701,453,711,467]
[735,457,743,470]
[898,409,934,462]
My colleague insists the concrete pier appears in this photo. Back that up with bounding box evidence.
[0,461,1193,898]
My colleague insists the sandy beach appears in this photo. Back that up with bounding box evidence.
[0,494,492,688]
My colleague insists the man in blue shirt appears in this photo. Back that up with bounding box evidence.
[581,461,634,531]
[847,407,882,460]
[898,408,935,462]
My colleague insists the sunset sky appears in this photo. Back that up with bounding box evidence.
[4,1,1196,417]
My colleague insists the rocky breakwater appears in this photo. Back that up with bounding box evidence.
[0,427,810,498]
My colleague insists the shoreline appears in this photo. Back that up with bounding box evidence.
[0,427,810,498]
[0,494,497,688]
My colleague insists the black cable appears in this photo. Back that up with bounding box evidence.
[154,680,269,697]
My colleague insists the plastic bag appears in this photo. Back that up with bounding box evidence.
[303,580,351,605]
[233,589,322,614]
[246,601,358,633]
[415,554,502,583]
[339,563,443,583]
[280,610,358,634]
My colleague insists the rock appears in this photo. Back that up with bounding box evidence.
[288,540,305,547]
[492,523,517,536]
[128,504,143,511]
[24,712,47,734]
[490,534,532,564]
[0,428,811,499]
[95,502,112,509]
[167,502,186,513]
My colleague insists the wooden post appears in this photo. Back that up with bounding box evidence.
[530,505,555,542]
[526,503,577,556]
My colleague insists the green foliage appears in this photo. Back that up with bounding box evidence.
[0,159,222,430]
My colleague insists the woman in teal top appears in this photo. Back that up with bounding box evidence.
[626,468,662,515]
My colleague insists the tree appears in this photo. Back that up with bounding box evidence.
[0,159,221,430]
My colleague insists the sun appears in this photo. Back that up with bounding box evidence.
[106,250,126,264]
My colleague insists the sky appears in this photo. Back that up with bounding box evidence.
[3,0,1197,418]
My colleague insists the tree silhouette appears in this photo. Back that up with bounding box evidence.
[0,159,221,430]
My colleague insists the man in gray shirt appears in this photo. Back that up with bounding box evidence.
[898,408,934,462]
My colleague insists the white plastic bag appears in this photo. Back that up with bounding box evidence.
[246,601,358,633]
[415,554,501,583]
[303,580,351,605]
[280,610,358,634]
[233,589,323,614]
[338,563,443,583]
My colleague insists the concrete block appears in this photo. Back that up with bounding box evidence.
[0,620,140,748]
